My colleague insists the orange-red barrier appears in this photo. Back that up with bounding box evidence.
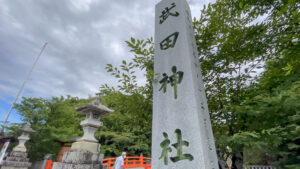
[44,156,151,169]
[102,156,151,169]
[45,160,53,169]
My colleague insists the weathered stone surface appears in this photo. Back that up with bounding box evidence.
[1,151,31,169]
[152,0,219,169]
[70,98,111,151]
[76,98,113,116]
[70,141,100,153]
[9,152,27,158]
[62,152,103,164]
[31,160,45,169]
[11,147,26,153]
[52,163,102,169]
[1,166,28,169]
[76,124,99,143]
[5,156,29,162]
[1,160,31,167]
[12,125,35,153]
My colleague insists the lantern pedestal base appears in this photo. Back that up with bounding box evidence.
[70,141,100,153]
[52,151,106,169]
[52,163,107,169]
[0,151,31,169]
[52,142,106,169]
[12,146,26,153]
[62,151,103,164]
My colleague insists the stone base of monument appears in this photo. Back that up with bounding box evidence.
[62,151,102,164]
[53,163,104,169]
[52,150,107,169]
[0,151,32,169]
[70,141,100,153]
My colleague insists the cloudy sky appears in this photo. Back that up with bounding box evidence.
[0,0,213,124]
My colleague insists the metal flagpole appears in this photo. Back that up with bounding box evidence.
[0,42,48,135]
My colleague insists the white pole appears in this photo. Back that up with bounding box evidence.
[0,141,10,164]
[0,42,48,134]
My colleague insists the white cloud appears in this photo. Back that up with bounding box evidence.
[70,0,93,12]
[0,0,213,123]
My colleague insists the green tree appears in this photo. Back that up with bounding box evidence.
[236,35,300,168]
[98,0,300,167]
[192,0,299,168]
[97,92,152,157]
[190,1,271,167]
[97,38,154,157]
[8,96,91,161]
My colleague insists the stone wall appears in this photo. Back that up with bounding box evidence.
[30,161,44,169]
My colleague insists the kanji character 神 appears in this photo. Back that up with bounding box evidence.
[169,66,183,99]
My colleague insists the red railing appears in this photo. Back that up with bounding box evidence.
[102,156,151,169]
[45,160,53,169]
[44,156,151,169]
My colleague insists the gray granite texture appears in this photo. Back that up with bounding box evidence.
[52,151,105,169]
[1,167,28,169]
[152,0,219,169]
[0,151,31,169]
[52,163,102,169]
[61,152,103,164]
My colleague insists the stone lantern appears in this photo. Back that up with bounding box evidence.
[52,97,113,169]
[12,124,35,152]
[70,98,113,153]
[0,124,35,169]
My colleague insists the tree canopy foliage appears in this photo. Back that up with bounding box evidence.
[195,0,299,168]
[97,38,154,157]
[99,0,299,168]
[5,96,90,161]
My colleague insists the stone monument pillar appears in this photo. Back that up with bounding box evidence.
[152,0,219,169]
[0,124,35,169]
[52,98,113,169]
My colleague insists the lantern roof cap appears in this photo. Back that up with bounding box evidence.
[76,97,114,116]
[20,124,35,133]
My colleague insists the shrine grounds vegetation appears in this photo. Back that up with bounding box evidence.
[4,96,91,161]
[3,0,299,168]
